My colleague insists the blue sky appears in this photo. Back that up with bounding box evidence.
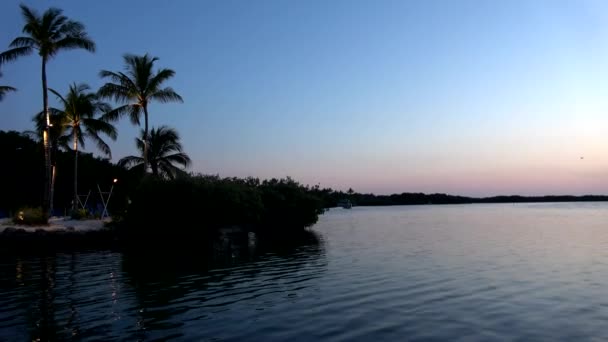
[2,0,608,196]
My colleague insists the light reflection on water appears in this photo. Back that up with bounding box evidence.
[2,203,608,341]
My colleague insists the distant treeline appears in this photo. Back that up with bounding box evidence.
[314,190,608,207]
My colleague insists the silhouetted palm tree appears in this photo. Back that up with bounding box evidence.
[98,54,183,175]
[49,83,117,210]
[0,4,95,213]
[0,71,16,101]
[119,126,190,179]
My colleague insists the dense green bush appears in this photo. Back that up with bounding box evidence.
[70,208,89,220]
[121,175,325,243]
[257,178,325,234]
[13,207,48,225]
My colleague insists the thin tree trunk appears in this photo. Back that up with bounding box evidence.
[143,105,149,174]
[42,57,52,215]
[50,165,56,215]
[73,130,78,211]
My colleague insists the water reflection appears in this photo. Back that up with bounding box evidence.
[0,230,326,341]
[7,204,608,340]
[121,230,327,340]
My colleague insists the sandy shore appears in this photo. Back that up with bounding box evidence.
[0,217,109,233]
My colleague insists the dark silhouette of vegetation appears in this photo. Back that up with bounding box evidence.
[119,175,324,246]
[0,131,130,218]
[313,189,608,207]
[118,126,190,179]
[48,83,117,210]
[0,4,95,214]
[98,54,183,174]
[0,71,16,101]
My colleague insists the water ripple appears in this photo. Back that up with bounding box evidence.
[3,204,608,340]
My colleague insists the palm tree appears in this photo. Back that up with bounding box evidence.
[0,5,95,213]
[0,71,16,101]
[98,54,182,174]
[119,126,190,179]
[49,83,117,211]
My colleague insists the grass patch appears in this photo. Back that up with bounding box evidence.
[13,207,48,225]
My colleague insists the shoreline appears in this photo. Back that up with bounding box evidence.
[0,216,109,233]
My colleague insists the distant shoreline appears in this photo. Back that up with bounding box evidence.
[337,193,608,207]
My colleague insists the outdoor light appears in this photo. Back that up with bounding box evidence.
[113,178,118,183]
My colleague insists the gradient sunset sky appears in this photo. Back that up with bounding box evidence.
[1,0,608,196]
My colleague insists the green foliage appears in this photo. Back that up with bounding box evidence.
[13,207,48,225]
[121,175,325,243]
[45,82,117,157]
[70,208,88,220]
[98,53,182,126]
[0,130,131,216]
[119,126,190,179]
[0,71,16,102]
[257,178,325,234]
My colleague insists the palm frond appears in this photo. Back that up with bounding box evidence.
[97,82,133,103]
[135,136,145,153]
[76,127,86,148]
[82,117,118,140]
[9,37,37,48]
[54,35,96,53]
[0,86,17,101]
[0,46,34,64]
[127,104,143,125]
[48,84,118,159]
[48,15,68,39]
[128,125,191,178]
[150,87,183,103]
[41,7,63,33]
[32,108,66,133]
[162,152,191,168]
[158,160,182,179]
[85,130,112,157]
[55,133,72,151]
[118,155,144,169]
[148,68,176,91]
[48,87,68,107]
[58,20,85,36]
[99,70,124,83]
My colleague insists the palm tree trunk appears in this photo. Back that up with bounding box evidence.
[42,57,52,215]
[151,162,158,176]
[51,165,56,215]
[73,130,79,212]
[143,105,149,174]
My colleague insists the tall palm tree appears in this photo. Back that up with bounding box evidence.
[0,71,16,101]
[0,5,95,214]
[49,83,117,211]
[98,54,182,174]
[119,126,190,180]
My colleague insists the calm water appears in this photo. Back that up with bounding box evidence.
[2,203,608,341]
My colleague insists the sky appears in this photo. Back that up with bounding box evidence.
[2,0,608,196]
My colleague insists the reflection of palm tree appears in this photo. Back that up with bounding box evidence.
[48,83,117,210]
[98,54,183,174]
[0,4,95,213]
[119,126,190,179]
[0,71,16,101]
